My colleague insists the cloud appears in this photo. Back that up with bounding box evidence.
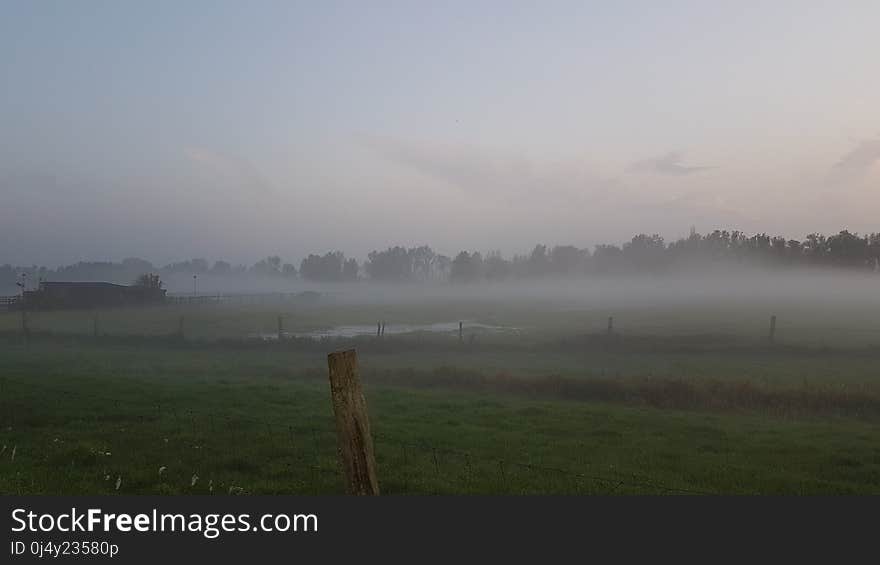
[361,134,620,205]
[364,136,501,192]
[828,136,880,183]
[361,135,760,227]
[629,151,715,176]
[659,190,758,225]
[183,146,275,196]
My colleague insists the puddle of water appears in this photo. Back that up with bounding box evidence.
[250,321,518,340]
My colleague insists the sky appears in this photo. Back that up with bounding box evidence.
[1,0,879,267]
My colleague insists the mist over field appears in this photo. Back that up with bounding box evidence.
[7,234,880,316]
[3,1,880,497]
[309,268,880,303]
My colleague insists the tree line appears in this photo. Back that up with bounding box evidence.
[3,229,880,292]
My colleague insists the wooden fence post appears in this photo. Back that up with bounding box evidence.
[768,314,777,343]
[327,349,379,495]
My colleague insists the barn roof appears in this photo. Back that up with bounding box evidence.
[39,281,128,289]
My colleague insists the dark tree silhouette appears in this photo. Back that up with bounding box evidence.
[133,273,163,289]
[5,228,880,294]
[300,251,355,282]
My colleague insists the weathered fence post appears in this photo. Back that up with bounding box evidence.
[607,316,614,335]
[327,349,380,495]
[376,321,381,337]
[381,321,385,336]
[768,314,777,343]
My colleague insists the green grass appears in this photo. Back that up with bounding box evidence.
[2,340,880,494]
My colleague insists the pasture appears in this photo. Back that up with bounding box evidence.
[2,281,880,494]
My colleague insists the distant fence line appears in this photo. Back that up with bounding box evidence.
[9,317,880,354]
[8,295,880,354]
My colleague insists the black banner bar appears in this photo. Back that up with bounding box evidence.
[1,496,874,563]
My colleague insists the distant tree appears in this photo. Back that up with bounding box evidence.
[211,260,232,275]
[826,230,869,268]
[133,273,163,289]
[549,245,588,276]
[342,258,359,282]
[786,239,804,263]
[364,246,431,282]
[252,256,283,276]
[282,263,298,278]
[8,226,880,294]
[527,245,550,276]
[434,255,452,281]
[868,233,880,270]
[300,251,349,282]
[410,246,437,281]
[591,244,625,274]
[484,250,510,281]
[450,251,483,283]
[622,234,666,272]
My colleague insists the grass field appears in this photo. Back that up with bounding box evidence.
[3,287,880,495]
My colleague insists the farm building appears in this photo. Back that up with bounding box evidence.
[22,281,166,309]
